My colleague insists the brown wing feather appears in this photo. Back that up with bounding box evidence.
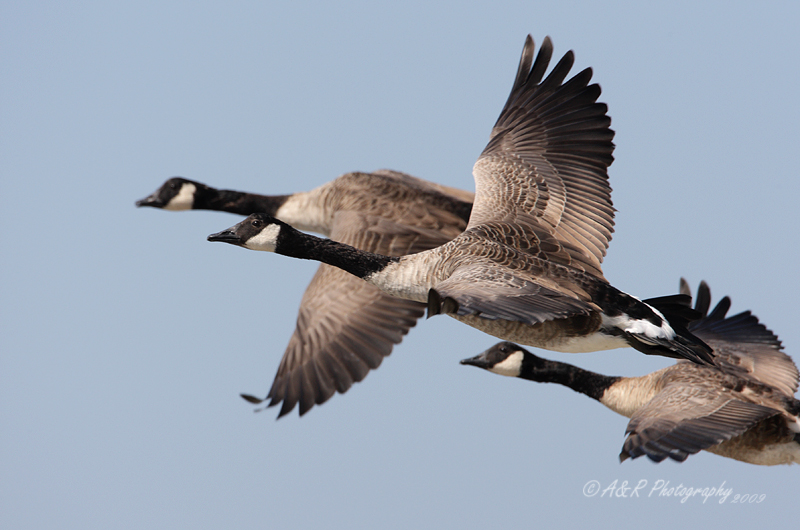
[621,376,782,462]
[259,212,459,417]
[469,35,615,277]
[682,279,799,395]
[264,265,425,416]
[372,169,476,204]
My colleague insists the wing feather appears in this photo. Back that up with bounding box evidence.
[681,279,799,395]
[470,36,615,275]
[621,382,781,462]
[258,212,460,416]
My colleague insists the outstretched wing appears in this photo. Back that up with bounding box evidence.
[469,36,615,277]
[620,380,781,462]
[682,279,799,395]
[259,265,424,417]
[621,279,796,462]
[255,212,456,417]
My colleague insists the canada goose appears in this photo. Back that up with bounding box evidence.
[208,35,714,366]
[138,170,474,417]
[135,170,473,231]
[460,281,800,465]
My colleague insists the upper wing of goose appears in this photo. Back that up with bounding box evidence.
[621,380,782,462]
[264,211,457,417]
[265,264,425,417]
[698,316,799,397]
[682,279,799,396]
[372,169,476,204]
[330,171,473,237]
[469,35,615,277]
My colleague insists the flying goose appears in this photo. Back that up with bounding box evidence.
[208,35,714,366]
[138,170,474,417]
[460,281,800,465]
[135,170,473,228]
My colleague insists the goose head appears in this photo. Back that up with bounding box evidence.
[136,177,204,210]
[460,341,538,378]
[207,213,291,252]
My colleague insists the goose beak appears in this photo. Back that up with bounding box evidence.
[207,228,243,245]
[459,354,491,369]
[135,193,163,208]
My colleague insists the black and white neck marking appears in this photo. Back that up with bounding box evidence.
[136,177,198,210]
[136,177,291,216]
[207,213,399,281]
[461,342,621,402]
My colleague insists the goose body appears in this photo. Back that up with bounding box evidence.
[461,281,800,465]
[136,169,473,236]
[208,35,713,366]
[138,170,474,417]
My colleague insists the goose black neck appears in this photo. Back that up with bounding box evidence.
[196,187,291,216]
[520,356,621,401]
[276,229,398,280]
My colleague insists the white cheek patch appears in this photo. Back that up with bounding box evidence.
[164,183,197,211]
[244,223,281,252]
[489,350,524,377]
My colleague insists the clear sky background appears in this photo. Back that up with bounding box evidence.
[2,1,798,528]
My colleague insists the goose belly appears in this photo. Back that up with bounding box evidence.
[706,439,800,466]
[450,314,629,353]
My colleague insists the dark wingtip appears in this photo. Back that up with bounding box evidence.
[706,295,731,321]
[695,281,712,316]
[524,34,534,49]
[275,400,295,420]
[240,393,265,404]
[679,277,691,298]
[687,338,716,366]
[240,393,272,414]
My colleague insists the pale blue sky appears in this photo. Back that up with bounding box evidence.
[2,1,798,528]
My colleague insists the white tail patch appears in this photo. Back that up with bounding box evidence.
[602,304,675,341]
[164,182,197,211]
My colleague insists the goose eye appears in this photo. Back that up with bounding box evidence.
[169,182,177,189]
[251,219,261,228]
